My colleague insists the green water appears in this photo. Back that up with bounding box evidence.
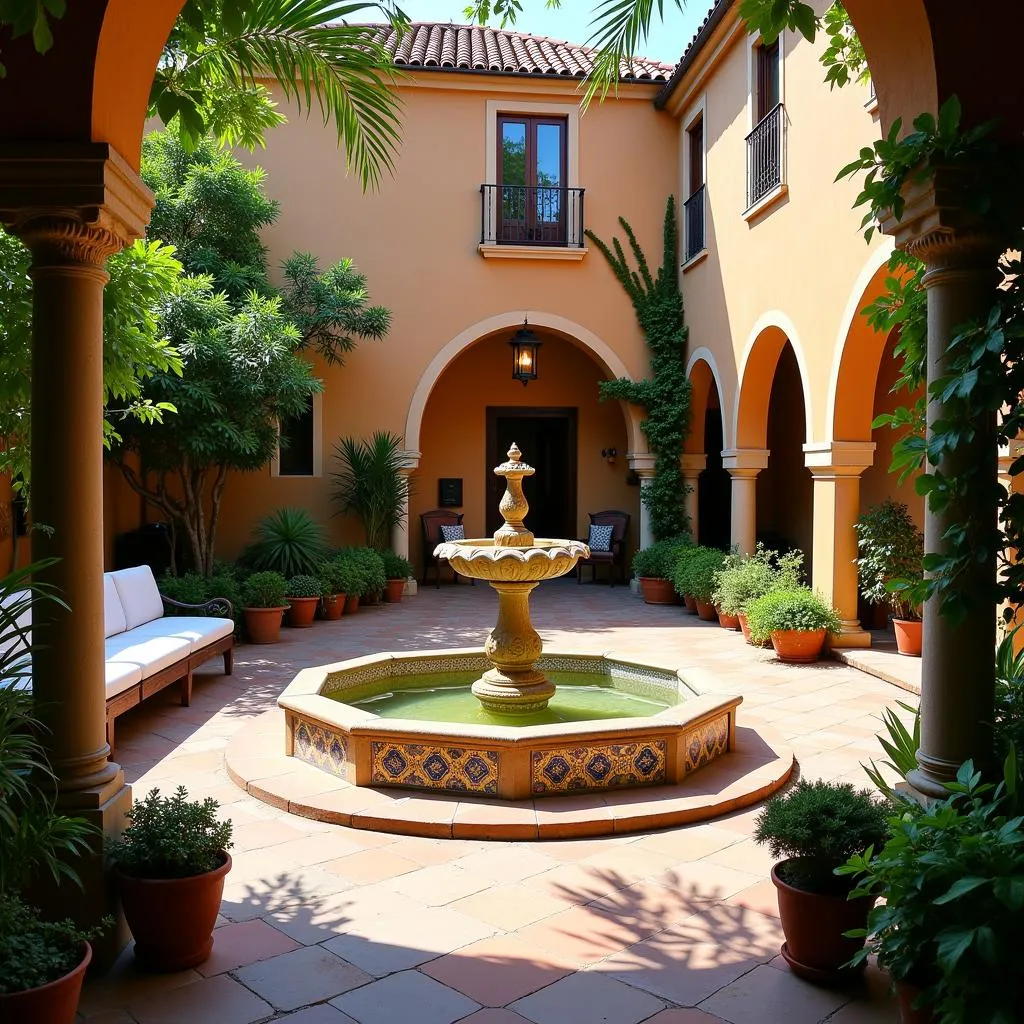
[335,670,679,727]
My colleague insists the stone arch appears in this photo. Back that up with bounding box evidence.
[733,312,813,450]
[685,347,728,452]
[404,311,644,454]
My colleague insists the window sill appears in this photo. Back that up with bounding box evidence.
[743,182,788,223]
[864,94,879,116]
[681,248,708,273]
[478,244,588,261]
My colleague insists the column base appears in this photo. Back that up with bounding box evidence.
[905,766,954,801]
[830,623,872,650]
[404,578,418,597]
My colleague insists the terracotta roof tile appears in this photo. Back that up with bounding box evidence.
[363,22,674,82]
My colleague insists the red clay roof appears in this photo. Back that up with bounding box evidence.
[364,22,675,82]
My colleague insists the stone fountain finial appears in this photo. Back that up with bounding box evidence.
[493,442,535,549]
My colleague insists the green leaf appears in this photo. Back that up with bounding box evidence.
[934,876,988,904]
[936,927,976,972]
[938,94,962,138]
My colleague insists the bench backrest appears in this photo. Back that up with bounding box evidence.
[107,566,164,632]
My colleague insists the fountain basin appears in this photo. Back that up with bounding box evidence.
[279,649,741,800]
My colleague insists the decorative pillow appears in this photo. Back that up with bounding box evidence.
[439,524,465,542]
[588,523,614,553]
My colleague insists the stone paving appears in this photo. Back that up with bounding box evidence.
[79,579,916,1024]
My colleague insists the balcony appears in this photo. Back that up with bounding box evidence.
[745,104,785,211]
[683,184,706,264]
[479,184,586,259]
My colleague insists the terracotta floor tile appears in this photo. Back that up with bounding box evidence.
[455,1010,534,1024]
[509,971,665,1024]
[322,847,421,884]
[330,970,480,1024]
[232,816,310,851]
[275,1005,360,1023]
[449,882,573,930]
[128,974,272,1024]
[655,861,762,902]
[390,863,495,905]
[699,964,849,1024]
[78,951,200,1017]
[421,934,576,1005]
[514,905,648,968]
[724,879,781,919]
[234,944,372,1011]
[636,826,742,862]
[643,1011,729,1023]
[452,845,559,883]
[520,863,631,905]
[702,840,776,877]
[261,832,367,866]
[196,918,300,976]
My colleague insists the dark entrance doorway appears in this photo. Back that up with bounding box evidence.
[698,405,731,550]
[486,407,577,539]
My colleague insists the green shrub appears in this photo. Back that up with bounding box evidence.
[340,546,386,597]
[286,574,322,598]
[745,587,841,645]
[382,551,413,580]
[672,545,724,602]
[159,570,242,628]
[241,571,288,608]
[712,544,805,614]
[632,537,690,579]
[320,555,359,597]
[854,500,924,620]
[109,786,233,880]
[249,507,328,577]
[754,779,888,894]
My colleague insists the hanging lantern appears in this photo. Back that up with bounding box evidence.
[509,322,541,385]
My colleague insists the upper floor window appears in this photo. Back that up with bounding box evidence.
[746,36,785,212]
[683,114,706,263]
[274,394,319,477]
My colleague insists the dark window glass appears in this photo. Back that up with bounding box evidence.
[757,40,780,121]
[688,118,704,193]
[278,397,314,476]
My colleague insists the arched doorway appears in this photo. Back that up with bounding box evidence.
[685,350,730,549]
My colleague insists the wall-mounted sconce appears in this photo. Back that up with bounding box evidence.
[601,447,618,465]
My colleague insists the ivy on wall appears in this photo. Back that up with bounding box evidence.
[586,197,692,542]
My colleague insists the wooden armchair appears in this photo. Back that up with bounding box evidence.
[576,510,631,587]
[420,509,466,588]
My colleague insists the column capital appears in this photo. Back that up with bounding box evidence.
[680,453,707,476]
[803,440,876,476]
[721,448,769,475]
[627,451,656,476]
[397,449,421,473]
[0,143,153,265]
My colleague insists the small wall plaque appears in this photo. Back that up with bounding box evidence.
[439,478,463,507]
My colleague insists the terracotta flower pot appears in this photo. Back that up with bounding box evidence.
[771,862,873,983]
[344,594,360,615]
[683,594,698,614]
[117,853,232,971]
[695,598,718,621]
[771,628,827,663]
[893,618,922,657]
[897,980,938,1024]
[286,596,319,628]
[0,941,91,1024]
[242,606,286,644]
[717,608,741,630]
[321,594,344,620]
[385,578,406,603]
[639,577,676,605]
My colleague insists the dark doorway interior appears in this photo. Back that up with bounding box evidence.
[697,406,731,550]
[486,407,577,539]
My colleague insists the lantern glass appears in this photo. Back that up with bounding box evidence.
[509,327,541,385]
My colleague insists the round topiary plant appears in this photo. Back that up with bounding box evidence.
[241,571,288,609]
[286,574,322,599]
[745,587,841,646]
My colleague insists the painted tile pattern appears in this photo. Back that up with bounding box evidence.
[531,739,667,794]
[370,741,499,794]
[293,717,350,779]
[683,714,730,774]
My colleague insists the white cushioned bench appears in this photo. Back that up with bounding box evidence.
[1,565,234,749]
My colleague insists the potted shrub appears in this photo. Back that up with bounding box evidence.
[753,779,888,983]
[240,571,289,643]
[317,559,345,620]
[381,551,413,603]
[746,587,841,662]
[841,756,1023,1023]
[110,786,234,972]
[632,538,689,605]
[712,545,805,644]
[346,546,387,605]
[854,500,924,656]
[285,574,321,627]
[673,546,724,621]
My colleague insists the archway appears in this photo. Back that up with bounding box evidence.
[685,349,730,549]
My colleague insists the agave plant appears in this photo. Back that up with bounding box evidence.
[249,508,328,578]
[331,432,411,552]
[862,699,920,799]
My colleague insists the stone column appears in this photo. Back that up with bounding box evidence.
[390,449,420,596]
[804,441,875,649]
[0,143,152,948]
[888,172,1004,797]
[721,449,769,555]
[627,452,657,550]
[681,453,706,540]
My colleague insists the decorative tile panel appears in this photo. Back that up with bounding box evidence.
[370,742,499,794]
[683,714,730,774]
[531,739,667,794]
[324,660,392,695]
[394,654,489,676]
[293,717,350,779]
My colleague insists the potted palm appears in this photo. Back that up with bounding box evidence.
[745,587,841,662]
[854,500,924,656]
[110,786,233,971]
[285,574,321,627]
[240,571,289,643]
[381,551,413,603]
[753,779,888,983]
[673,545,724,621]
[632,538,689,605]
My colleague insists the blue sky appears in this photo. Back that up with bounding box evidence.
[394,0,716,64]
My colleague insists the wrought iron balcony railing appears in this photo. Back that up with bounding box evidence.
[745,104,784,209]
[480,184,585,247]
[684,184,706,262]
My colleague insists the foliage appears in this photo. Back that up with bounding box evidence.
[331,432,411,552]
[995,627,1024,763]
[840,755,1024,1023]
[819,2,868,89]
[854,500,924,620]
[241,571,288,609]
[382,551,413,580]
[339,547,387,598]
[286,574,322,599]
[151,0,407,189]
[711,544,804,615]
[754,779,888,895]
[588,199,691,540]
[862,700,920,800]
[0,0,67,76]
[672,546,723,603]
[745,587,841,645]
[109,786,233,880]
[319,556,359,597]
[158,570,242,628]
[250,508,328,579]
[631,536,689,580]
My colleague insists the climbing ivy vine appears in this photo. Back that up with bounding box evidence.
[586,197,691,542]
